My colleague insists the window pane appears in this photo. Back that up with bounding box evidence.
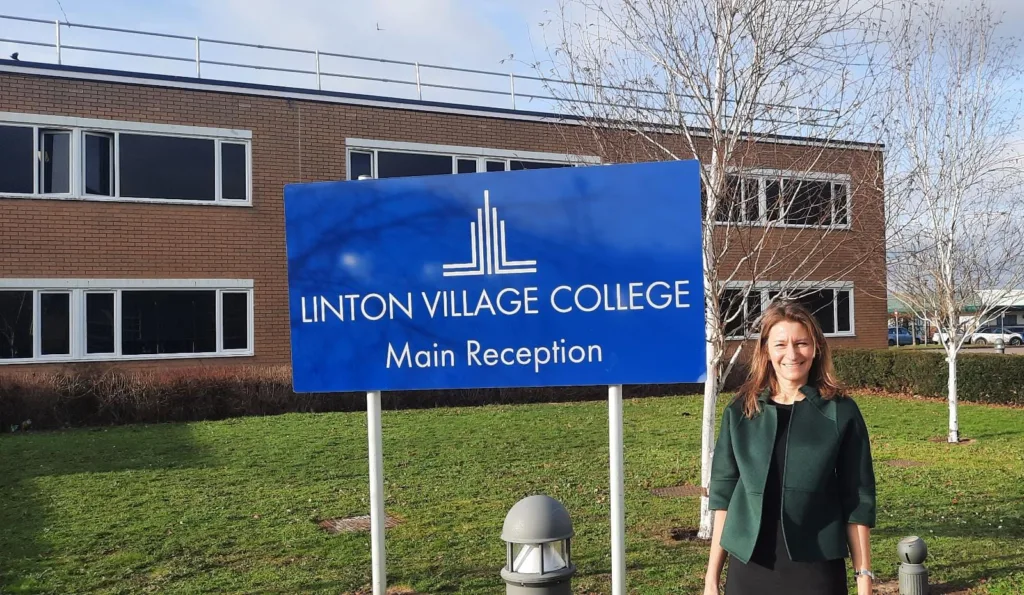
[41,131,71,194]
[798,289,836,334]
[486,160,506,172]
[349,151,372,179]
[747,293,763,332]
[765,180,782,221]
[85,133,113,196]
[119,134,215,201]
[742,179,759,222]
[0,125,34,194]
[785,179,831,226]
[837,289,852,333]
[86,293,115,354]
[834,183,849,225]
[456,158,478,174]
[376,151,452,179]
[721,289,745,337]
[716,175,742,223]
[0,291,33,359]
[222,292,248,350]
[121,290,216,355]
[40,293,71,356]
[509,160,569,170]
[221,142,247,200]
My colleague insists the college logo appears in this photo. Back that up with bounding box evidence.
[442,190,537,277]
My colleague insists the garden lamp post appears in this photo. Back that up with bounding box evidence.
[500,494,576,594]
[898,536,929,595]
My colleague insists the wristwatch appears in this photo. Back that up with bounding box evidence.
[854,569,876,580]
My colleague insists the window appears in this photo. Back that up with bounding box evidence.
[86,292,115,354]
[720,289,763,337]
[0,291,33,360]
[0,125,34,194]
[221,142,247,200]
[120,134,216,201]
[40,292,71,356]
[84,133,114,196]
[40,130,72,194]
[222,292,249,351]
[122,290,217,355]
[715,175,759,224]
[724,284,854,338]
[349,150,373,179]
[0,114,251,205]
[377,151,452,179]
[344,142,589,180]
[509,160,570,171]
[0,281,253,364]
[714,170,851,228]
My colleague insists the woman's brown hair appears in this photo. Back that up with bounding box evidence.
[735,300,845,418]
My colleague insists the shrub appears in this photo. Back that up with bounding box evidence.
[833,348,1024,406]
[0,365,696,432]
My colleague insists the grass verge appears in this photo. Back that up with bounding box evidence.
[1,394,1022,594]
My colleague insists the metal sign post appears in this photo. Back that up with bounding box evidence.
[367,389,386,594]
[283,160,706,595]
[608,384,625,595]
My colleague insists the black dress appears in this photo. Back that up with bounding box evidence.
[724,401,849,595]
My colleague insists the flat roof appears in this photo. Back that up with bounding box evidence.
[0,59,883,151]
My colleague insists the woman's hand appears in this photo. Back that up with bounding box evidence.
[856,573,873,594]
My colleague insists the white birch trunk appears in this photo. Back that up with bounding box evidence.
[947,351,959,443]
[697,329,719,540]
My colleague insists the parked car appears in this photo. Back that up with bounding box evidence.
[970,326,1023,345]
[888,327,914,346]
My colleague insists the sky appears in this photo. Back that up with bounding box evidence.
[0,0,570,110]
[2,0,1023,112]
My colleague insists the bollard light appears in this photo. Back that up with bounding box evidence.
[897,536,929,595]
[995,338,1005,354]
[500,494,576,595]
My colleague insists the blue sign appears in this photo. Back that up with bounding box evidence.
[284,160,706,393]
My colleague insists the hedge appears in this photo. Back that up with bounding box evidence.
[0,365,694,432]
[833,348,1024,406]
[2,350,1019,432]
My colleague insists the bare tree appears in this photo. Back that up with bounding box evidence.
[881,0,1024,444]
[535,0,887,538]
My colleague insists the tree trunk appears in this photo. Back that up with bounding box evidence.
[948,351,959,443]
[697,317,722,540]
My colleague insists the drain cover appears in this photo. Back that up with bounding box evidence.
[318,514,402,534]
[651,484,704,498]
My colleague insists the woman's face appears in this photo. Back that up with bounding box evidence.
[767,320,815,386]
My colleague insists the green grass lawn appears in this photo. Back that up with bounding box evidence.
[1,394,1022,594]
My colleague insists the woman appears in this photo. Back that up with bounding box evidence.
[703,301,876,595]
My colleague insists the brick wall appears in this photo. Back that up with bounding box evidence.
[0,69,886,373]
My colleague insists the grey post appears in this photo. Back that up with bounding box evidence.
[500,495,576,595]
[898,536,929,595]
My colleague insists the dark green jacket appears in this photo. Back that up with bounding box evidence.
[709,385,876,564]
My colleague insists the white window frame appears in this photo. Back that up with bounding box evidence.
[0,112,252,207]
[82,131,116,197]
[345,138,599,180]
[722,281,856,339]
[713,168,852,230]
[38,129,74,196]
[0,279,254,365]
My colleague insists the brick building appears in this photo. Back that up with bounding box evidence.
[0,59,886,371]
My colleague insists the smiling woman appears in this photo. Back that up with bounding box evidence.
[705,301,877,595]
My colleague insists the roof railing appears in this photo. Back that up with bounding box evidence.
[0,13,840,129]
